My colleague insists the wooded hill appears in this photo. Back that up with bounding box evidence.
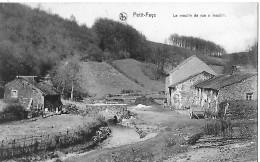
[0,3,256,98]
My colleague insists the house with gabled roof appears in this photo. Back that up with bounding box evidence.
[165,55,218,108]
[4,76,61,113]
[195,72,257,112]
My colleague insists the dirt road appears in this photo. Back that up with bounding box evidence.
[64,106,257,162]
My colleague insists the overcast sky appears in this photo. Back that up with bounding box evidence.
[25,2,258,53]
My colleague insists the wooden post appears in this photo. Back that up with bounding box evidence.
[1,140,3,159]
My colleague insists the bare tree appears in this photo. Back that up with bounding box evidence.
[51,56,82,100]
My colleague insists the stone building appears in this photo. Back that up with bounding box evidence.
[195,73,257,112]
[165,55,217,108]
[4,76,61,112]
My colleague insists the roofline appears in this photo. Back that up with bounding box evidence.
[19,79,47,95]
[168,71,214,88]
[167,55,218,76]
[195,74,257,90]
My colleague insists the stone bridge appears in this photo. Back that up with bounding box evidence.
[85,104,128,121]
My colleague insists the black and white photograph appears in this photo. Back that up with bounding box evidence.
[0,2,258,161]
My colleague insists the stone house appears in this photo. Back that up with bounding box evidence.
[165,55,218,108]
[4,76,61,112]
[195,73,257,112]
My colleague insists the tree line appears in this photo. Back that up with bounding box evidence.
[0,3,232,99]
[169,33,227,57]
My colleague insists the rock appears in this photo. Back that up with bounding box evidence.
[55,151,66,158]
[49,152,58,158]
[35,156,41,161]
[135,96,158,106]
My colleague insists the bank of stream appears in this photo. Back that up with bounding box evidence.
[61,119,158,161]
[101,120,158,149]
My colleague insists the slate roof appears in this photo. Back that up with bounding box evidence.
[195,73,257,90]
[18,78,58,95]
[167,55,218,87]
[168,71,214,88]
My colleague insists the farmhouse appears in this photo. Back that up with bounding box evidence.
[165,55,218,108]
[4,76,61,112]
[195,73,257,112]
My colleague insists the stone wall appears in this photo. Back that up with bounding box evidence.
[197,88,218,112]
[170,73,213,109]
[197,75,257,113]
[165,76,170,106]
[218,75,257,103]
[85,104,128,120]
[4,79,44,110]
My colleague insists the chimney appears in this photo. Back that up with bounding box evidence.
[16,76,37,84]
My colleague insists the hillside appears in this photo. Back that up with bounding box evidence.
[0,3,100,83]
[79,61,146,98]
[112,59,165,91]
[148,41,227,67]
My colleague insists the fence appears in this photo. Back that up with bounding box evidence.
[0,124,110,160]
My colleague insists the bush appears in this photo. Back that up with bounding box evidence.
[121,89,134,94]
[204,119,233,137]
[118,50,130,59]
[218,100,257,120]
[187,132,204,145]
[95,114,106,125]
[135,96,158,106]
[2,103,26,121]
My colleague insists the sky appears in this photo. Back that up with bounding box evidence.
[25,2,258,53]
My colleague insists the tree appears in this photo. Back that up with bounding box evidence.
[50,56,82,100]
[92,18,149,60]
[169,33,226,56]
[150,43,171,75]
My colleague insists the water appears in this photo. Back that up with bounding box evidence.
[101,121,141,148]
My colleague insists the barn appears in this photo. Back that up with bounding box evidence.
[165,55,217,108]
[4,76,61,113]
[195,73,257,112]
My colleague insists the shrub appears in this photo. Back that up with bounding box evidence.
[204,119,233,138]
[218,100,257,120]
[118,50,130,59]
[135,96,158,106]
[95,114,106,125]
[187,132,204,145]
[2,103,25,120]
[121,89,134,94]
[164,136,177,147]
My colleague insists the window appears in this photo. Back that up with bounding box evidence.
[11,90,18,98]
[246,93,253,100]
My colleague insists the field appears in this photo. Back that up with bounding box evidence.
[79,61,146,98]
[112,59,165,91]
[0,114,93,141]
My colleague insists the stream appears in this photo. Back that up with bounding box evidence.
[62,120,157,161]
[101,121,141,148]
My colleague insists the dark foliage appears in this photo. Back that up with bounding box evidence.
[92,18,150,61]
[0,103,26,122]
[169,33,226,57]
[135,96,158,106]
[187,132,204,145]
[0,3,99,84]
[222,43,258,74]
[218,100,257,120]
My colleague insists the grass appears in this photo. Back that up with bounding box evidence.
[203,119,257,140]
[0,114,95,141]
[79,61,145,98]
[112,59,165,91]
